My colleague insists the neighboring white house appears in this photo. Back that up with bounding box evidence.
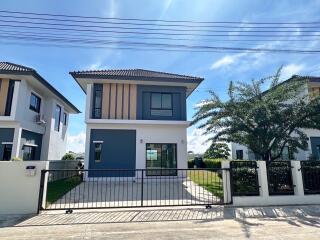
[227,76,320,161]
[0,62,80,161]
[70,69,203,176]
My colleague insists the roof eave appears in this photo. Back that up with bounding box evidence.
[0,70,81,114]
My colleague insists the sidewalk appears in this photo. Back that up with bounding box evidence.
[1,205,320,239]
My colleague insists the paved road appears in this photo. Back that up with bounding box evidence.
[1,205,320,239]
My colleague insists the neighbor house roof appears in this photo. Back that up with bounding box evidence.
[70,68,204,94]
[0,62,80,113]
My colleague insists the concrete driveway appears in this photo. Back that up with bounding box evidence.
[1,205,320,239]
[48,179,222,209]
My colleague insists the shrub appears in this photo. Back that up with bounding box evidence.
[203,158,222,169]
[61,153,75,160]
[188,159,195,168]
[11,157,22,161]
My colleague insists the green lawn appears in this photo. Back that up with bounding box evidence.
[46,176,82,205]
[188,170,223,198]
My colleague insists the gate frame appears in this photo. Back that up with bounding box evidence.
[37,168,232,213]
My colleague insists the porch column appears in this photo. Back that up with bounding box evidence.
[11,126,22,159]
[10,80,20,119]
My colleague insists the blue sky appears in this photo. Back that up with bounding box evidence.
[1,0,320,153]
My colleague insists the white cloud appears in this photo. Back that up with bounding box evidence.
[187,128,211,154]
[210,53,245,69]
[281,64,304,80]
[210,41,283,71]
[67,132,86,153]
[86,61,109,70]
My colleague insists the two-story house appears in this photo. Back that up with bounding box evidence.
[0,62,80,161]
[227,75,320,161]
[70,69,203,176]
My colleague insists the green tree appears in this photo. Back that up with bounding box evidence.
[192,69,320,162]
[204,142,230,159]
[61,153,75,160]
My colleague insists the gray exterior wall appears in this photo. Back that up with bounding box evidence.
[20,129,43,160]
[0,128,14,160]
[137,85,187,121]
[89,129,136,177]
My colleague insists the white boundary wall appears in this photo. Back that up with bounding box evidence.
[0,161,48,214]
[222,160,320,207]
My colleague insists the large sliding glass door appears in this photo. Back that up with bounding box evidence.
[146,143,177,176]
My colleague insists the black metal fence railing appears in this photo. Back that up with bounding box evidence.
[230,161,260,196]
[48,160,83,182]
[266,161,294,195]
[39,168,229,211]
[301,161,320,194]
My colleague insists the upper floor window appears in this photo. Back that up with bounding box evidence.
[92,84,103,119]
[63,112,68,126]
[151,93,173,117]
[54,104,61,131]
[29,93,41,113]
[236,150,243,160]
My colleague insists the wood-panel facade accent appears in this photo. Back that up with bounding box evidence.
[0,78,9,116]
[99,83,137,120]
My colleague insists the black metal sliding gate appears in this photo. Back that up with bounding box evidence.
[38,168,230,212]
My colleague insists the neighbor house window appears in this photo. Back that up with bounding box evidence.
[63,112,68,125]
[282,146,295,160]
[146,143,177,176]
[150,93,173,117]
[54,105,61,131]
[2,144,12,161]
[29,93,41,113]
[23,145,36,160]
[92,84,103,119]
[236,150,243,160]
[94,142,102,163]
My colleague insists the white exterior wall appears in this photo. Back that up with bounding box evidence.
[85,122,188,170]
[47,98,69,160]
[0,78,71,161]
[0,161,48,214]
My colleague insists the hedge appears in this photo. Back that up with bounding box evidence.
[187,158,222,169]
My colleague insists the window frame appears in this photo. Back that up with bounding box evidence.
[23,145,36,161]
[236,150,244,160]
[92,84,103,119]
[29,92,41,113]
[2,144,12,161]
[94,142,103,163]
[63,112,68,126]
[146,143,177,176]
[150,92,173,117]
[54,104,62,131]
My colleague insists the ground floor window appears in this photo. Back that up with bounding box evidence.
[2,144,12,161]
[23,145,36,160]
[94,142,102,163]
[146,143,177,176]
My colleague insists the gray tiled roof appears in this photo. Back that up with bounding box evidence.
[0,62,35,72]
[293,75,320,82]
[0,61,80,113]
[70,69,203,81]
